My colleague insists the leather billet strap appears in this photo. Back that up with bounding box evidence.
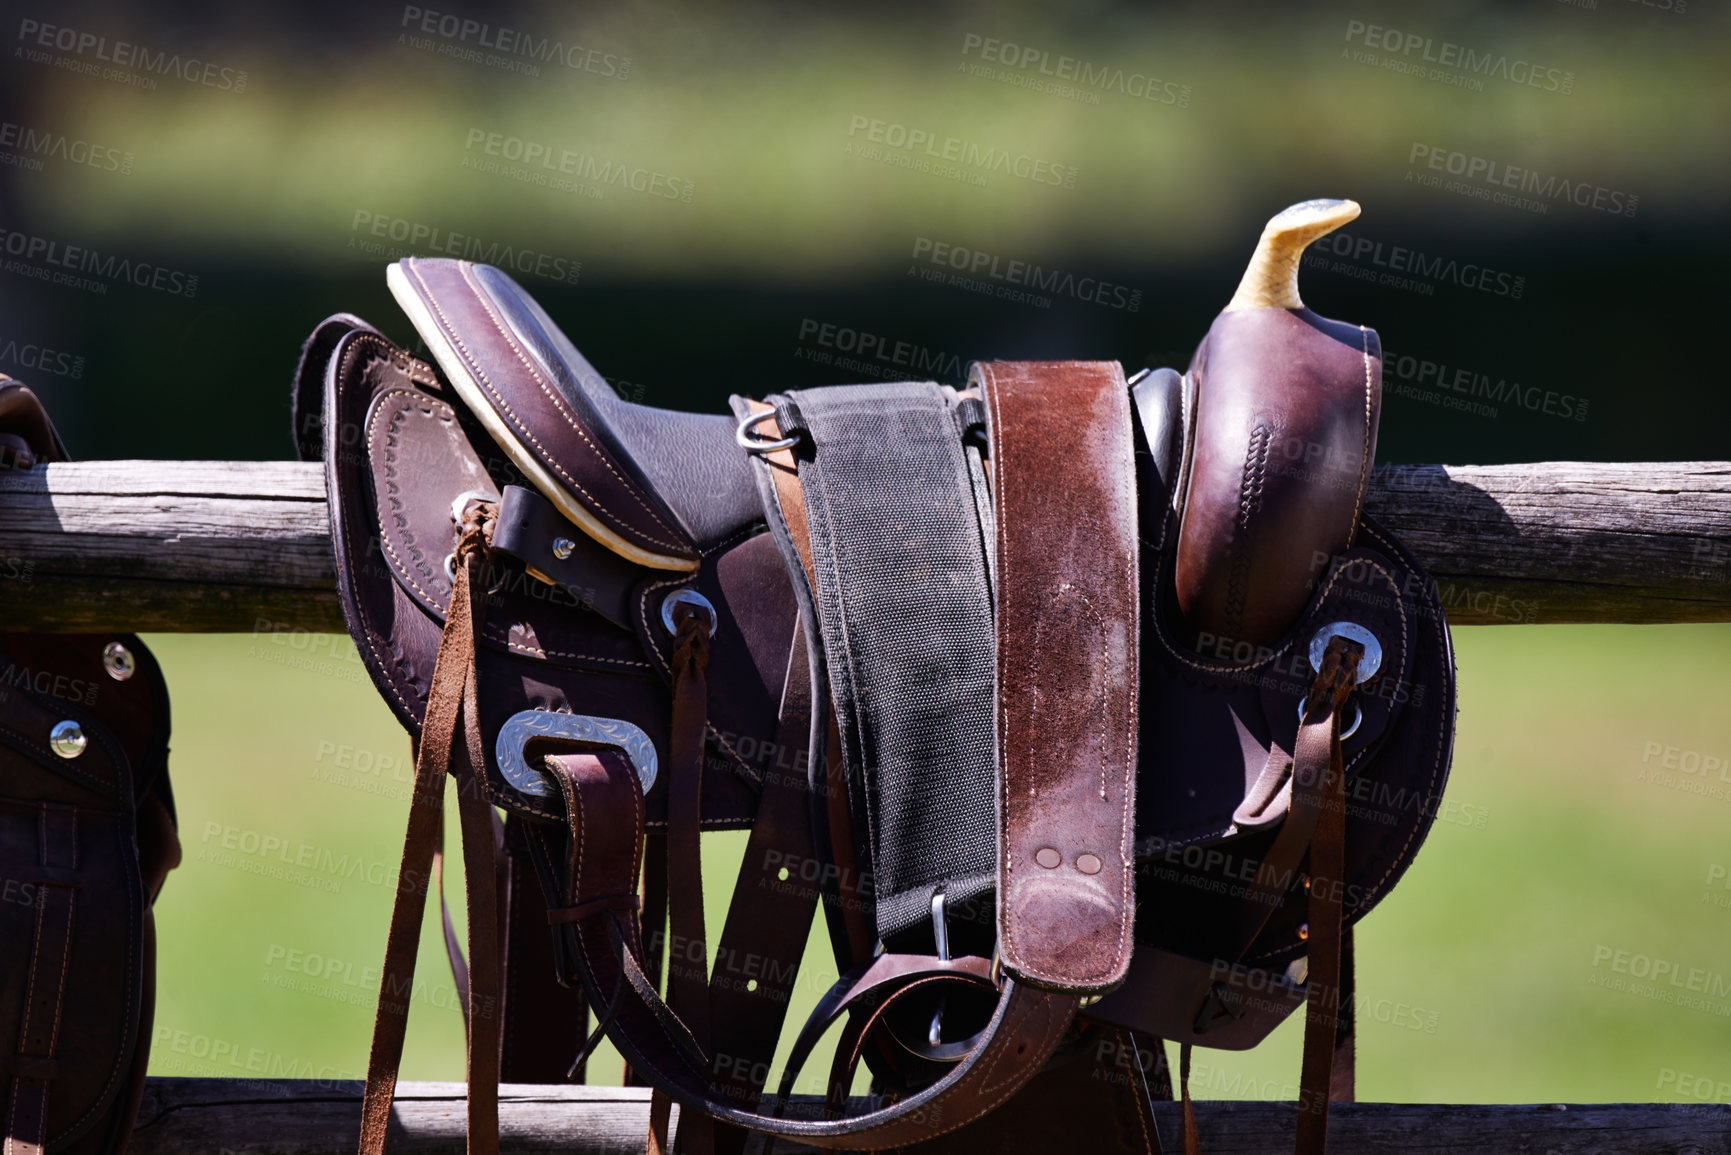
[972,361,1140,993]
[5,806,77,1155]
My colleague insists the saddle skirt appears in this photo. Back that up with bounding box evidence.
[296,197,1455,1154]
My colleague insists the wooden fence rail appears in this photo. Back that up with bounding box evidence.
[4,460,1731,631]
[129,1079,1731,1154]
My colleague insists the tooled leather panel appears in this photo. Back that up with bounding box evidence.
[1176,307,1381,647]
[396,259,697,565]
[323,329,759,830]
[976,360,1138,994]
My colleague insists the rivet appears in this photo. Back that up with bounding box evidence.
[551,537,576,561]
[102,641,136,681]
[1034,847,1062,869]
[1297,923,1309,941]
[1076,853,1103,875]
[50,720,87,759]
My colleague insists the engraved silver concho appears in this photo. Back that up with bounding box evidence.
[495,710,658,798]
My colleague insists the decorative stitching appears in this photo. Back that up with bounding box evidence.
[411,261,689,555]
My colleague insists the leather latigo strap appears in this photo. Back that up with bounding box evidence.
[972,361,1140,993]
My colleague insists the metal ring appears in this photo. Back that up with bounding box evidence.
[736,410,800,454]
[445,551,507,595]
[450,488,496,525]
[1306,622,1382,683]
[660,589,718,637]
[1298,697,1363,740]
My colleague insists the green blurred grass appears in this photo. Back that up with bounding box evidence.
[148,624,1731,1103]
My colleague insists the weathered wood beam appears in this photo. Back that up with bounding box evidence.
[3,461,1730,632]
[129,1078,1731,1154]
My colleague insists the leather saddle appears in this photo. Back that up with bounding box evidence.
[295,198,1455,1154]
[0,379,181,1154]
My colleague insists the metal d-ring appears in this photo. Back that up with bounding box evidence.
[1298,696,1363,740]
[736,410,800,454]
[444,550,507,596]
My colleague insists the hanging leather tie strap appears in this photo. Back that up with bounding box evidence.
[359,511,501,1155]
[656,600,715,1155]
[1292,640,1358,1155]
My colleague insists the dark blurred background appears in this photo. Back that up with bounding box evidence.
[2,0,1723,467]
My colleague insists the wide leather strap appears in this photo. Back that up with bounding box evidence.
[972,361,1140,993]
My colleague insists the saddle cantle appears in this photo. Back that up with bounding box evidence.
[300,197,1455,1155]
[0,379,181,1155]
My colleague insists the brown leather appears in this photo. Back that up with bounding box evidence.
[974,361,1139,994]
[358,527,500,1155]
[1,382,177,1155]
[1176,308,1380,647]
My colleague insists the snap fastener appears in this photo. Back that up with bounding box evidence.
[1075,853,1103,875]
[1297,922,1310,941]
[1034,847,1061,869]
[50,720,87,759]
[102,642,136,681]
[551,537,576,561]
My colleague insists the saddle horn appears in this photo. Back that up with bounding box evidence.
[1225,198,1360,312]
[1173,197,1382,648]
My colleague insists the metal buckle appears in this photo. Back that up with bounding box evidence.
[495,710,659,798]
[736,409,800,453]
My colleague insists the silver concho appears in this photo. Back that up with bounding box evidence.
[103,641,136,681]
[495,710,658,798]
[660,589,717,637]
[50,720,87,759]
[1306,621,1382,683]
